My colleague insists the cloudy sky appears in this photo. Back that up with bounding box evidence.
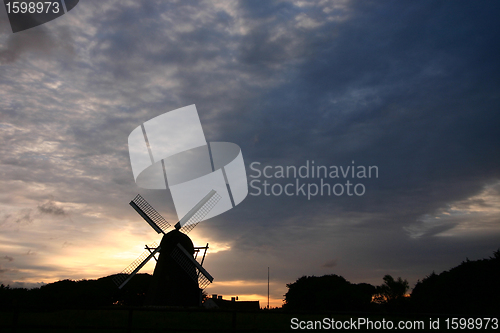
[1,0,499,308]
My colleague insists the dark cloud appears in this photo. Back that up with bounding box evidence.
[0,265,18,275]
[0,280,45,289]
[1,209,34,226]
[322,259,338,269]
[38,199,68,217]
[0,25,75,64]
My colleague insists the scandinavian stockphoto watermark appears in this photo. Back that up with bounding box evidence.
[126,105,377,208]
[249,160,378,200]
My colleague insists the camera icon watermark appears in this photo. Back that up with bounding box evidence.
[128,105,248,221]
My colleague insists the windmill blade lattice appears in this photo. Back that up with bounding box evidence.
[171,243,214,289]
[179,191,222,234]
[130,194,171,234]
[112,241,160,289]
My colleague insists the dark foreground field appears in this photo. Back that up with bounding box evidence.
[1,308,498,333]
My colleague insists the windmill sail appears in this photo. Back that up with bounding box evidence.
[171,243,214,289]
[175,190,222,234]
[130,194,171,234]
[114,191,219,296]
[113,242,160,289]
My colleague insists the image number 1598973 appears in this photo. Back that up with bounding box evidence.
[5,1,61,14]
[3,0,79,33]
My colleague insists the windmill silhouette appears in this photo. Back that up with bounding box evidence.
[113,189,221,306]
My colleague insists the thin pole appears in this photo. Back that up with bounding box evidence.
[267,267,270,309]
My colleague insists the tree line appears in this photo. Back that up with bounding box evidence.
[283,250,500,314]
[0,250,498,314]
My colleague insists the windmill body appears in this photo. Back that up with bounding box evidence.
[113,190,220,306]
[145,230,198,306]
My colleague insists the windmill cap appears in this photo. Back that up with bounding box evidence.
[159,229,194,255]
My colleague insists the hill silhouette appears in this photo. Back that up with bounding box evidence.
[0,274,152,310]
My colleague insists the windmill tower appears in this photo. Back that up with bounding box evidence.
[113,189,221,306]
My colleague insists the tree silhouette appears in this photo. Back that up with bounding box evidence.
[283,274,376,311]
[373,275,409,304]
[411,249,500,314]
